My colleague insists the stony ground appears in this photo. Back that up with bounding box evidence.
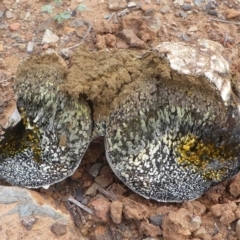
[1,0,240,239]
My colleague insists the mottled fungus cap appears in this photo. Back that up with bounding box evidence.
[1,41,240,202]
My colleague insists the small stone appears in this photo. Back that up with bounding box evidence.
[94,225,113,240]
[150,214,163,226]
[139,220,162,237]
[95,175,113,188]
[194,0,203,6]
[123,198,149,220]
[207,10,218,16]
[188,25,198,32]
[220,210,235,225]
[51,222,67,236]
[70,18,85,28]
[160,5,171,14]
[0,11,4,18]
[226,8,240,19]
[206,1,216,10]
[9,23,21,31]
[27,41,34,53]
[85,182,100,196]
[5,10,13,19]
[105,34,116,48]
[21,216,38,230]
[128,2,137,8]
[211,204,223,217]
[236,219,240,240]
[0,44,3,51]
[41,29,59,44]
[108,0,127,11]
[91,197,111,222]
[121,29,146,49]
[179,11,188,18]
[193,226,206,238]
[18,43,26,50]
[88,163,103,178]
[182,4,192,11]
[141,4,154,16]
[110,200,123,224]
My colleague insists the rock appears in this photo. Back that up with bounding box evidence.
[110,200,123,224]
[105,34,116,48]
[5,10,13,18]
[212,233,224,240]
[226,9,240,19]
[0,44,3,51]
[27,41,34,53]
[95,175,113,188]
[150,214,163,226]
[0,186,82,239]
[220,210,235,225]
[85,182,100,196]
[94,225,113,240]
[122,198,149,220]
[0,186,66,219]
[141,4,154,16]
[193,226,207,238]
[21,216,38,230]
[160,5,171,14]
[70,18,85,28]
[91,197,111,222]
[121,29,146,49]
[51,222,67,236]
[236,219,240,240]
[139,220,162,237]
[162,208,201,240]
[182,4,192,11]
[88,163,103,178]
[0,11,4,18]
[229,175,240,197]
[9,23,21,31]
[42,29,59,44]
[108,0,127,11]
[182,201,206,216]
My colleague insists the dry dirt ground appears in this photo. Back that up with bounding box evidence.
[2,0,240,239]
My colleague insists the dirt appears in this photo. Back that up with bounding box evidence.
[2,0,240,239]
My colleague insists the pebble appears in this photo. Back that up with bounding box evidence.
[108,0,127,11]
[94,225,113,240]
[128,2,138,8]
[226,8,240,19]
[110,200,123,224]
[21,216,38,230]
[91,197,111,222]
[194,0,203,6]
[179,10,188,18]
[149,214,163,226]
[0,11,4,18]
[70,18,85,28]
[88,163,103,178]
[139,220,162,237]
[51,222,67,236]
[85,182,100,196]
[0,44,3,51]
[160,5,171,14]
[207,10,218,16]
[95,175,113,188]
[121,29,146,49]
[5,10,13,19]
[182,4,192,11]
[236,219,240,240]
[41,29,59,44]
[9,23,21,31]
[27,41,34,53]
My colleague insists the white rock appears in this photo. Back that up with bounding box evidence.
[155,40,231,103]
[41,29,59,44]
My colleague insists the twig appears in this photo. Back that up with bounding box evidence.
[209,18,240,25]
[98,187,118,201]
[64,202,81,227]
[76,206,86,224]
[68,195,93,215]
[63,24,92,51]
